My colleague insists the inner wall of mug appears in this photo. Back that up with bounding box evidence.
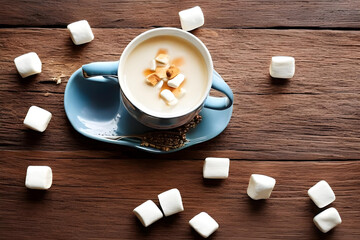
[118,28,213,119]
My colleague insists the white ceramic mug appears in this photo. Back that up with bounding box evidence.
[82,27,233,129]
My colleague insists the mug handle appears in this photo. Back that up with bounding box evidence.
[82,61,119,83]
[82,62,234,110]
[204,70,233,110]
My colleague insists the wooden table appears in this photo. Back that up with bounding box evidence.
[1,1,359,239]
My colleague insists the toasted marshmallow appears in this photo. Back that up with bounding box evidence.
[166,65,180,79]
[146,73,161,86]
[155,67,168,79]
[160,89,178,105]
[167,73,185,88]
[155,54,169,65]
[14,52,42,78]
[179,6,204,31]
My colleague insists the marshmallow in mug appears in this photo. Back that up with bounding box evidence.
[177,88,186,98]
[308,180,336,208]
[23,106,52,132]
[247,174,276,200]
[313,207,342,233]
[203,157,230,179]
[155,79,163,90]
[167,73,185,88]
[67,20,94,45]
[25,166,53,190]
[160,89,178,105]
[14,52,42,78]
[189,212,219,238]
[269,56,295,79]
[179,6,205,31]
[150,59,157,71]
[158,188,184,217]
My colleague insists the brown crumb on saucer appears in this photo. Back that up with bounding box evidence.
[140,115,202,151]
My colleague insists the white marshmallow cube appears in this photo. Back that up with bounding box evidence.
[247,174,276,200]
[14,52,42,78]
[25,166,53,190]
[23,106,52,132]
[308,180,336,208]
[269,56,295,79]
[203,157,230,179]
[167,73,185,88]
[133,200,163,227]
[158,188,184,217]
[150,59,157,71]
[189,212,219,238]
[160,89,178,105]
[67,20,94,45]
[155,79,163,89]
[178,88,186,98]
[313,207,342,233]
[179,6,205,31]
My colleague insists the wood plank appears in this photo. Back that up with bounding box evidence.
[0,151,359,239]
[0,28,359,160]
[0,0,360,29]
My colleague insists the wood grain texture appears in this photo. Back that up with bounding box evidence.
[1,1,360,239]
[1,151,359,240]
[0,28,359,160]
[0,0,360,29]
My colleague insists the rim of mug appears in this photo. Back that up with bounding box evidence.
[118,27,213,119]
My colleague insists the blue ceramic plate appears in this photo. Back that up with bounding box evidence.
[64,68,233,153]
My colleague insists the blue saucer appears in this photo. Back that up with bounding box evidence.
[64,68,233,153]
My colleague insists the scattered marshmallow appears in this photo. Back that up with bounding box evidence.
[160,89,178,105]
[133,200,163,227]
[158,188,184,217]
[308,180,336,208]
[150,59,157,71]
[313,207,342,233]
[23,106,52,132]
[189,212,219,238]
[167,73,185,88]
[247,174,276,200]
[179,6,205,31]
[14,52,42,78]
[155,79,163,89]
[269,56,295,79]
[25,166,52,190]
[203,157,230,179]
[67,20,94,45]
